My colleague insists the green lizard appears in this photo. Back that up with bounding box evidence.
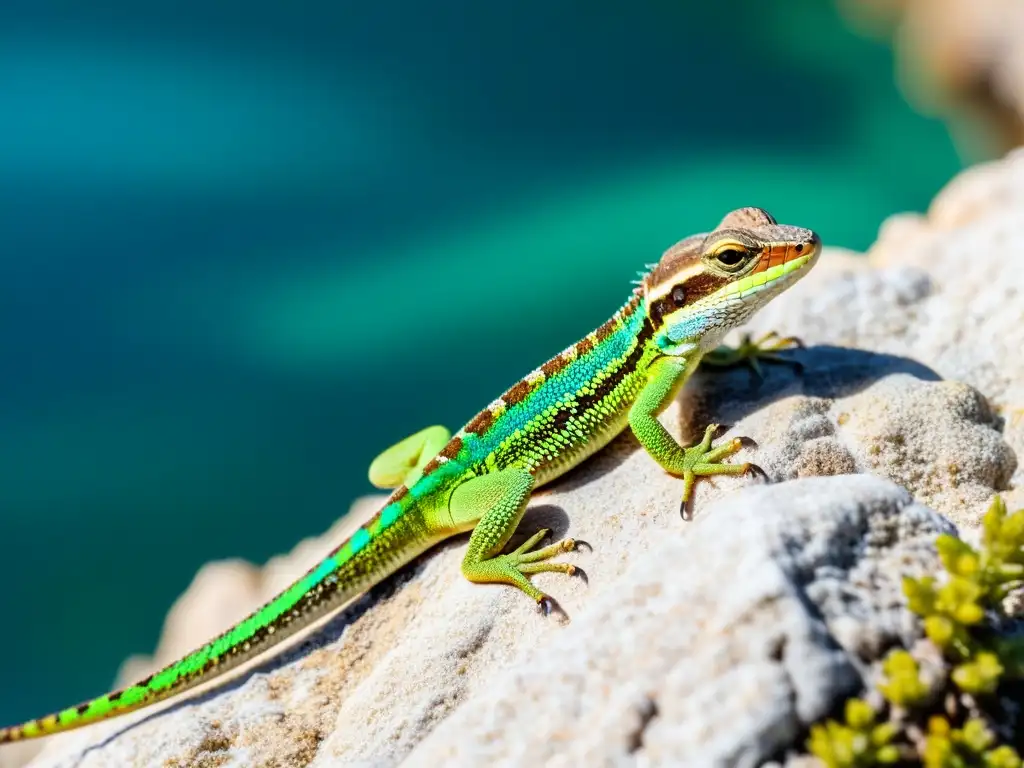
[0,206,819,743]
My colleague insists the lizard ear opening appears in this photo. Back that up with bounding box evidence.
[715,207,777,231]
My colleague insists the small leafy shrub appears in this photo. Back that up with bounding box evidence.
[922,716,1019,768]
[807,698,899,766]
[807,496,1024,767]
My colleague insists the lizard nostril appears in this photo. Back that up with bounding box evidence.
[795,244,803,253]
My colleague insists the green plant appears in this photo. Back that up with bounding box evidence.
[807,698,900,767]
[903,496,1024,692]
[876,650,930,708]
[807,496,1024,768]
[922,716,1020,768]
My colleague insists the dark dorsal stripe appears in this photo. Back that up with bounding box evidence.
[647,271,729,328]
[582,314,654,407]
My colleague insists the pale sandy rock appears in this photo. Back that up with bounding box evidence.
[0,743,40,768]
[681,367,1014,529]
[139,559,262,670]
[880,151,1024,501]
[27,470,954,768]
[746,153,1024,521]
[924,148,1024,229]
[407,476,953,766]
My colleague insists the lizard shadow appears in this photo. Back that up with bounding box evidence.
[72,504,572,762]
[516,503,573,542]
[681,344,942,430]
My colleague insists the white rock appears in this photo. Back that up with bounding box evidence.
[407,475,952,767]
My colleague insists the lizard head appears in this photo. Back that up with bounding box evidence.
[642,207,820,354]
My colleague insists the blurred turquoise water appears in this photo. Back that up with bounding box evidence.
[0,1,968,723]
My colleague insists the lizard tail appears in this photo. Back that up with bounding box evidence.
[0,568,332,743]
[0,491,432,743]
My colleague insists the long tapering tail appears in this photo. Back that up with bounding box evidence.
[0,491,432,743]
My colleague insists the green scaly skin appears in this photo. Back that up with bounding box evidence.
[0,206,820,743]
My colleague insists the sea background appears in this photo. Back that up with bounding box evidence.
[0,0,984,724]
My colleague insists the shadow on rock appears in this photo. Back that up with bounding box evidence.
[682,345,941,432]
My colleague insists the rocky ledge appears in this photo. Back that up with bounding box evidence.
[13,150,1024,767]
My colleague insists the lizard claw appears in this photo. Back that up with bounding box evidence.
[680,496,695,521]
[744,462,770,484]
[538,594,569,622]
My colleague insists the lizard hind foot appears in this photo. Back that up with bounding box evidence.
[456,470,581,611]
[462,528,580,605]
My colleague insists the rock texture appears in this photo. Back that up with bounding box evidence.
[407,476,953,767]
[839,0,1024,153]
[16,150,1024,766]
[751,147,1024,517]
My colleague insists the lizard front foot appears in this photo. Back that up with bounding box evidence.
[678,423,768,519]
[701,330,804,379]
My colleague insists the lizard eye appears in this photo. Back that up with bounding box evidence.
[715,249,745,267]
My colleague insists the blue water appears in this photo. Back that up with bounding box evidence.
[0,1,968,724]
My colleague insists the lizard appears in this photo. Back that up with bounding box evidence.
[0,206,820,744]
